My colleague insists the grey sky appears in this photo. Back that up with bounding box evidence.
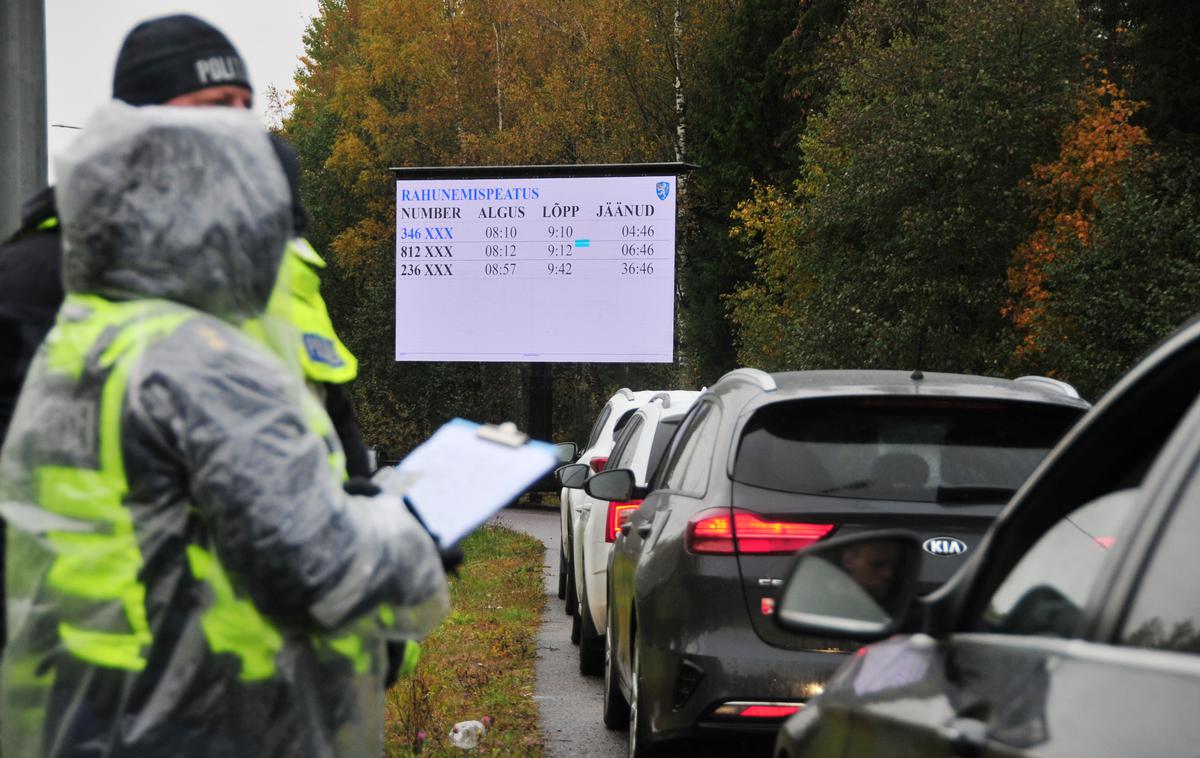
[46,1,320,180]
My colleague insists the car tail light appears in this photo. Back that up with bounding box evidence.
[686,508,835,555]
[605,500,643,542]
[686,508,737,554]
[589,456,608,474]
[711,701,803,719]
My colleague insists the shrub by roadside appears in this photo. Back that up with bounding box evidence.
[386,525,546,756]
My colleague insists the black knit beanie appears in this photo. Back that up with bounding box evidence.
[112,15,252,106]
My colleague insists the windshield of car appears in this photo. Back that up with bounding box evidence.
[733,397,1082,503]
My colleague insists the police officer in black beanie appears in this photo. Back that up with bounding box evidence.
[2,14,254,453]
[0,12,372,655]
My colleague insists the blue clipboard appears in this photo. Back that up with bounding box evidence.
[393,419,557,546]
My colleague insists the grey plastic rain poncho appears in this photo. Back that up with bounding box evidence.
[0,103,448,757]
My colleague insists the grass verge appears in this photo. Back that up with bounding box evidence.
[385,525,546,756]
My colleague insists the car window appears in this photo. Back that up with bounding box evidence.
[612,408,639,438]
[585,403,613,449]
[977,489,1137,637]
[610,416,644,470]
[1120,475,1200,654]
[733,398,1081,503]
[645,417,683,482]
[662,402,722,497]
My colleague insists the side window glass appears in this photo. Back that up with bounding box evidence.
[978,489,1137,637]
[664,403,722,497]
[586,404,613,450]
[611,418,644,470]
[1121,477,1200,654]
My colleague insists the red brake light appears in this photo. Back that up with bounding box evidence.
[686,508,736,554]
[734,511,835,554]
[606,500,643,542]
[589,456,608,474]
[739,704,802,719]
[686,508,835,555]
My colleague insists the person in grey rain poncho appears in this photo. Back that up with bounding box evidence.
[0,104,448,757]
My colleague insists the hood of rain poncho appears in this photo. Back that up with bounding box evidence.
[56,102,291,320]
[0,104,448,758]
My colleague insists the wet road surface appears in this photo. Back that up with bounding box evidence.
[491,506,626,758]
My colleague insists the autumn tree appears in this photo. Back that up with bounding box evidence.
[1006,78,1150,364]
[730,0,1083,374]
[284,0,710,454]
[680,0,845,381]
[1007,74,1200,397]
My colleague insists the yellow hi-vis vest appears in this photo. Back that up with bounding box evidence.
[268,239,358,385]
[32,295,367,681]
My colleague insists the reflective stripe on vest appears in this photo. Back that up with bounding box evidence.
[186,546,283,681]
[39,298,191,671]
[268,239,358,385]
[36,296,288,679]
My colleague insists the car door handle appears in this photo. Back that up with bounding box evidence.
[636,523,653,538]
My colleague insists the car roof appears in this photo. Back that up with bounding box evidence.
[710,368,1090,410]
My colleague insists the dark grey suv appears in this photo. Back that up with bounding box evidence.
[594,368,1088,756]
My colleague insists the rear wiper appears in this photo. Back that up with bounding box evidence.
[936,485,1015,504]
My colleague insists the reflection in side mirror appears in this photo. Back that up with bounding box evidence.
[553,442,578,464]
[556,463,589,489]
[775,532,922,640]
[585,469,636,502]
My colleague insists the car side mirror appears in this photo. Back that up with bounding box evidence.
[556,462,589,489]
[553,441,578,464]
[775,531,922,641]
[584,468,636,502]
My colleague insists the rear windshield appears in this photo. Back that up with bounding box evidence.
[733,398,1082,503]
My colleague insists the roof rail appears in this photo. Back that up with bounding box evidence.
[616,387,635,400]
[648,391,673,409]
[717,368,777,393]
[1014,376,1081,400]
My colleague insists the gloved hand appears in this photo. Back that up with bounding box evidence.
[343,476,382,497]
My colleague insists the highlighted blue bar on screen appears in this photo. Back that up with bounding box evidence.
[575,239,590,247]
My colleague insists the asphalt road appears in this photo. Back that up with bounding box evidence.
[491,506,626,758]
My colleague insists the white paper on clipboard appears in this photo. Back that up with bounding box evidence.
[393,418,557,546]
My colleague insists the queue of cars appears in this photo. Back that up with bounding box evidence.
[556,365,1097,756]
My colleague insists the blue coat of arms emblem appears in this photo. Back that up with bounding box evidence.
[656,181,670,200]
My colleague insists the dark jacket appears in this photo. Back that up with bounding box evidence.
[0,186,62,446]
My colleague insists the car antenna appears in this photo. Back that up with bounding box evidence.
[911,324,927,381]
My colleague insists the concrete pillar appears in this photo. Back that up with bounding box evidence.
[1,0,48,237]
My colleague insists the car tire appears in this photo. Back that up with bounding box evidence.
[628,640,660,758]
[557,544,567,600]
[564,531,577,617]
[603,603,629,730]
[578,591,604,676]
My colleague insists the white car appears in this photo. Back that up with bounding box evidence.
[567,390,699,674]
[559,389,662,618]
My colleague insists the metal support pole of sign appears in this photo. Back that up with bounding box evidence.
[0,0,48,237]
[527,362,554,503]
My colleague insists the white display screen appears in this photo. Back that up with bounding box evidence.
[394,175,676,362]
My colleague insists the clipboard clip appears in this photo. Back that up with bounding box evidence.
[476,421,529,447]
